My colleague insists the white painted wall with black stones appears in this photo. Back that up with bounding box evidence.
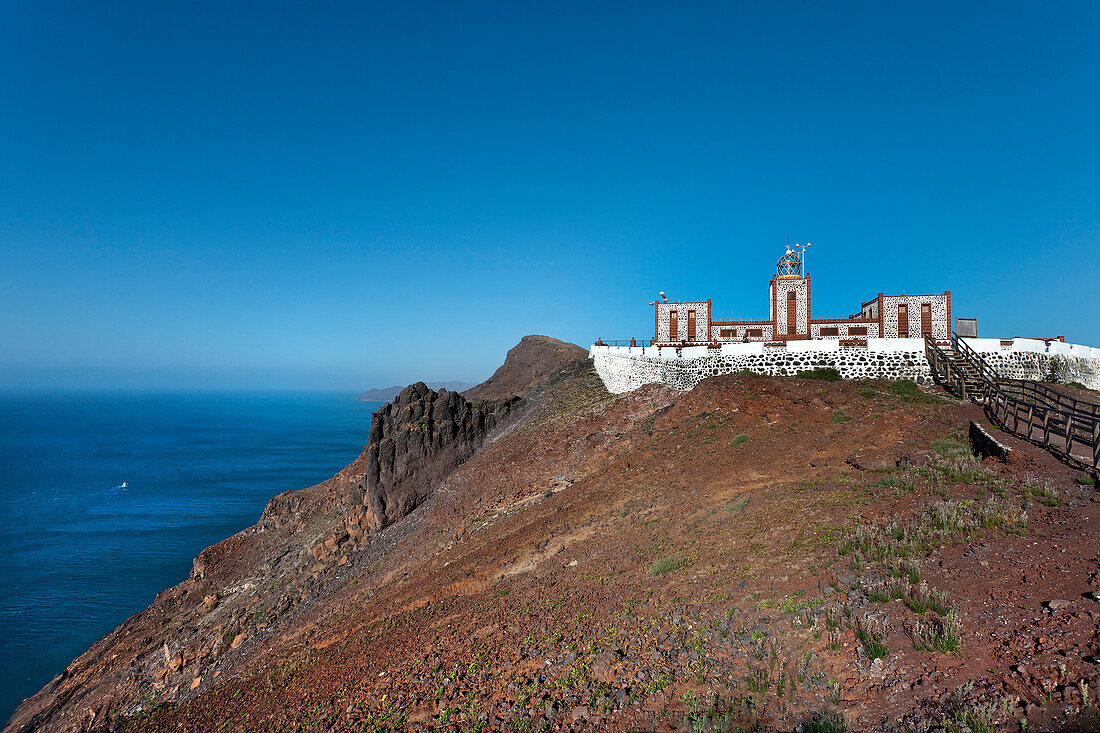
[590,341,1100,394]
[881,294,949,340]
[773,278,808,335]
[978,351,1100,388]
[655,301,709,342]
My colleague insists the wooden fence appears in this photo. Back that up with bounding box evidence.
[925,334,1100,470]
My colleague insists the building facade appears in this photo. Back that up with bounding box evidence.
[653,248,950,345]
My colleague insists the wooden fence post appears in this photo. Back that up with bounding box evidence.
[1093,419,1099,470]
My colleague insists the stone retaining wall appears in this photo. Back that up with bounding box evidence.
[591,343,1100,395]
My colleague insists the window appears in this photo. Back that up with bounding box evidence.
[850,326,868,336]
[747,328,764,337]
[821,327,839,336]
[669,311,678,341]
[719,328,736,338]
[897,303,909,337]
[687,310,697,341]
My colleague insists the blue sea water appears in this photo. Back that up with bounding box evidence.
[0,391,382,724]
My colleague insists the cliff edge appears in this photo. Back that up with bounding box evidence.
[4,335,585,733]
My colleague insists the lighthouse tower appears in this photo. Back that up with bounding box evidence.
[769,247,810,338]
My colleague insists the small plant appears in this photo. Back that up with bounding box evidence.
[864,578,906,603]
[887,560,921,584]
[949,702,997,733]
[730,433,749,447]
[913,610,963,655]
[803,709,849,733]
[643,671,672,693]
[854,615,889,660]
[931,437,971,459]
[650,556,685,576]
[725,497,749,513]
[1076,474,1096,486]
[832,409,853,424]
[904,583,950,615]
[798,367,842,381]
[886,379,944,404]
[1023,478,1064,507]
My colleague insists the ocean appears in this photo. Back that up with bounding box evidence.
[0,391,382,724]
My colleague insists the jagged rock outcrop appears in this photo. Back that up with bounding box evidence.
[306,383,521,575]
[355,383,518,532]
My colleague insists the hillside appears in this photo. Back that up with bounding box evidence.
[9,343,1100,732]
[357,382,476,402]
[462,335,588,402]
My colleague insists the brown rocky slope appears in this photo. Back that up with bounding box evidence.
[462,335,587,402]
[4,336,574,733]
[10,344,1100,732]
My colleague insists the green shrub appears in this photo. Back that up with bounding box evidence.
[798,367,842,381]
[730,433,748,447]
[725,497,749,513]
[930,437,971,459]
[838,497,1027,561]
[854,615,889,660]
[1024,478,1064,507]
[1077,474,1097,486]
[802,710,848,733]
[832,409,853,424]
[650,556,685,576]
[904,582,950,615]
[886,380,944,404]
[913,611,962,655]
[865,640,889,660]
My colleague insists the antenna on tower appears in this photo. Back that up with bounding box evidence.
[798,242,812,277]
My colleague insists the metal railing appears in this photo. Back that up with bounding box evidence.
[593,339,652,347]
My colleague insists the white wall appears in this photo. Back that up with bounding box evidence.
[591,338,1100,394]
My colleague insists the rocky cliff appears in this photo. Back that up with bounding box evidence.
[5,336,578,733]
[309,383,519,572]
[357,383,518,531]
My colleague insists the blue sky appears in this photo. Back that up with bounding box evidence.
[2,1,1098,390]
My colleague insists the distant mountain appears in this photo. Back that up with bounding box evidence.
[356,381,476,402]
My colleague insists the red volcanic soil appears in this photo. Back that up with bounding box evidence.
[120,372,1100,732]
[9,349,1100,732]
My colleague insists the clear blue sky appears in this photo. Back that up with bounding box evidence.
[2,1,1097,390]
